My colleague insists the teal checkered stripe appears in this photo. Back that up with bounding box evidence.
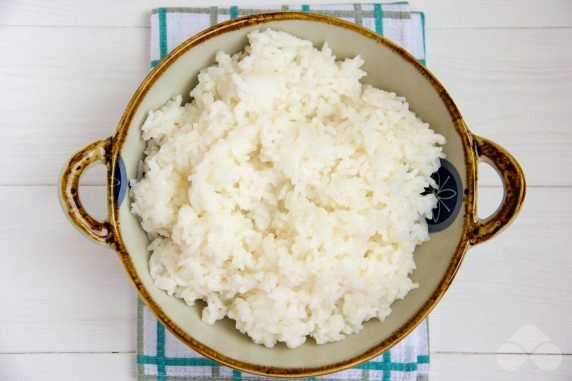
[137,321,429,381]
[149,3,426,68]
[137,299,430,380]
[137,323,429,381]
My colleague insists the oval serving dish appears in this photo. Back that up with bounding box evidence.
[59,12,525,377]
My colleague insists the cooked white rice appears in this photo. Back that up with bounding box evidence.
[131,29,445,348]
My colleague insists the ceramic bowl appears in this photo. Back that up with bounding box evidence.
[59,12,526,377]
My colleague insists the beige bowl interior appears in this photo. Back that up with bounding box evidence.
[115,18,468,370]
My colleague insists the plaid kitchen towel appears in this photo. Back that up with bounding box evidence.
[139,3,429,381]
[149,3,426,68]
[138,300,430,381]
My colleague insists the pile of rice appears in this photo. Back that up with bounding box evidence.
[131,30,445,348]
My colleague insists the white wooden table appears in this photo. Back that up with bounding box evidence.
[1,1,571,380]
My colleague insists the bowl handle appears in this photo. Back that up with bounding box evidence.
[59,138,114,246]
[469,135,526,245]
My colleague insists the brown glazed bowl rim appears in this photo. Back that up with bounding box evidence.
[59,12,526,377]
